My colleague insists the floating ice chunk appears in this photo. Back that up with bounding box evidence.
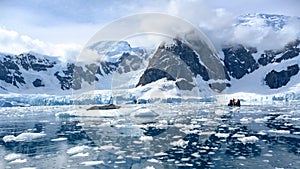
[240,117,253,124]
[3,135,15,142]
[55,110,77,118]
[263,153,273,157]
[20,168,37,169]
[3,133,46,142]
[257,130,267,135]
[9,158,27,164]
[215,133,230,138]
[191,152,200,158]
[237,156,246,160]
[132,108,158,117]
[170,139,188,148]
[140,136,153,142]
[144,166,155,169]
[80,161,104,166]
[147,158,161,163]
[238,136,259,144]
[15,133,46,142]
[72,152,89,158]
[199,131,216,136]
[268,129,290,134]
[254,117,269,123]
[154,152,168,156]
[67,145,90,155]
[232,133,245,138]
[100,145,120,151]
[4,153,22,161]
[51,137,67,142]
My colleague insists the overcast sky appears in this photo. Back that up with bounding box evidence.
[0,0,299,61]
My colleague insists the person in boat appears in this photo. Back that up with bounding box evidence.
[235,99,241,107]
[228,99,234,106]
[228,98,241,107]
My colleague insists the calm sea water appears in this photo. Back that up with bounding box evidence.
[0,102,300,169]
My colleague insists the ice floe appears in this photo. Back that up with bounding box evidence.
[170,139,189,148]
[238,136,259,144]
[67,145,90,155]
[9,158,27,164]
[140,135,153,142]
[131,107,159,117]
[50,137,67,142]
[80,161,104,166]
[3,132,46,142]
[4,153,22,161]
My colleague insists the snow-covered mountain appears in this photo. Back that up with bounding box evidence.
[236,13,294,31]
[0,13,299,103]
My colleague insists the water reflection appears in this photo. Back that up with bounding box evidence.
[0,103,300,168]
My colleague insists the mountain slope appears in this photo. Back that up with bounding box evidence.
[0,13,299,99]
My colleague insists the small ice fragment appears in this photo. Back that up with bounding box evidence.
[139,136,153,142]
[51,137,67,142]
[3,135,16,142]
[80,161,104,166]
[232,133,245,138]
[238,136,259,144]
[258,131,267,135]
[72,152,89,157]
[215,133,230,138]
[4,153,22,161]
[144,166,155,169]
[268,129,290,134]
[263,153,273,157]
[237,156,246,160]
[9,158,27,164]
[132,108,158,117]
[191,152,200,158]
[170,139,188,148]
[240,117,252,124]
[147,158,160,163]
[67,145,90,155]
[100,145,119,150]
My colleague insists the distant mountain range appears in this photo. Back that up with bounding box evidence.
[0,13,299,98]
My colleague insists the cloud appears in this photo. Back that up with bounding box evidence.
[0,28,82,62]
[165,0,300,51]
[0,0,299,58]
[230,17,300,50]
[166,0,236,51]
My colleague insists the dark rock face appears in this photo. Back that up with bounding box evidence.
[136,40,199,90]
[54,52,142,90]
[0,53,57,89]
[165,39,210,81]
[258,39,300,66]
[18,53,56,71]
[137,68,176,85]
[223,44,259,79]
[32,79,44,87]
[265,64,299,89]
[117,53,144,74]
[0,56,26,88]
